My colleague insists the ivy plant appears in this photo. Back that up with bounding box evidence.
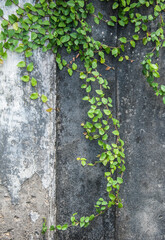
[0,0,164,234]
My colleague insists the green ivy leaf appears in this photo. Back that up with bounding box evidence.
[13,22,18,31]
[154,5,161,12]
[17,61,26,67]
[86,85,91,93]
[16,8,24,15]
[130,40,135,48]
[67,0,75,7]
[117,177,123,184]
[94,17,100,24]
[5,0,12,6]
[25,50,33,58]
[111,16,117,22]
[60,35,70,43]
[102,134,108,140]
[31,32,38,40]
[112,2,119,9]
[81,161,86,166]
[56,225,62,230]
[133,35,139,40]
[72,63,77,70]
[161,85,165,92]
[112,130,119,136]
[30,92,39,100]
[15,46,24,53]
[119,37,127,43]
[118,203,123,208]
[31,77,37,87]
[21,75,29,82]
[107,21,115,26]
[50,225,55,231]
[68,68,73,76]
[96,90,103,95]
[103,109,111,115]
[27,62,34,72]
[13,0,19,4]
[62,224,68,231]
[0,9,4,17]
[41,95,48,103]
[49,2,56,9]
[100,152,106,161]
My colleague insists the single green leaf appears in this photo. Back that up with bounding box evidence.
[49,2,56,9]
[56,225,62,230]
[27,62,34,72]
[31,32,37,40]
[15,46,24,53]
[41,95,48,103]
[118,202,123,208]
[0,9,4,17]
[16,8,24,15]
[112,2,119,9]
[31,77,37,87]
[25,50,33,58]
[81,161,86,166]
[60,35,70,43]
[17,61,26,67]
[94,17,99,24]
[21,75,29,82]
[117,177,123,184]
[130,40,135,48]
[100,152,106,161]
[68,68,73,76]
[62,224,68,231]
[102,134,108,140]
[109,194,116,201]
[1,20,9,27]
[102,98,108,104]
[112,130,119,136]
[13,22,18,31]
[119,37,127,43]
[5,0,12,6]
[30,92,39,100]
[67,0,75,7]
[104,109,111,115]
[50,225,55,231]
[86,85,91,93]
[161,85,165,92]
[96,90,103,95]
[72,63,77,70]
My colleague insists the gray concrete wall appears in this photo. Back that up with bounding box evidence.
[0,1,165,240]
[0,2,56,239]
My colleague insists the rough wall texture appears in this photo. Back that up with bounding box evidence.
[0,1,165,240]
[0,2,56,239]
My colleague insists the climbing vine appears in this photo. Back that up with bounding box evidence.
[0,0,165,234]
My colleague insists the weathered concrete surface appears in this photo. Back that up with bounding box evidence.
[115,18,165,240]
[0,1,56,239]
[0,174,50,240]
[0,0,165,239]
[55,1,117,239]
[56,2,165,240]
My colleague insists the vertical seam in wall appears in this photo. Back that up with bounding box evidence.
[114,11,119,240]
[48,53,57,240]
[54,55,57,240]
[54,58,58,240]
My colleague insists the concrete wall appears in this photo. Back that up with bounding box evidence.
[0,1,165,240]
